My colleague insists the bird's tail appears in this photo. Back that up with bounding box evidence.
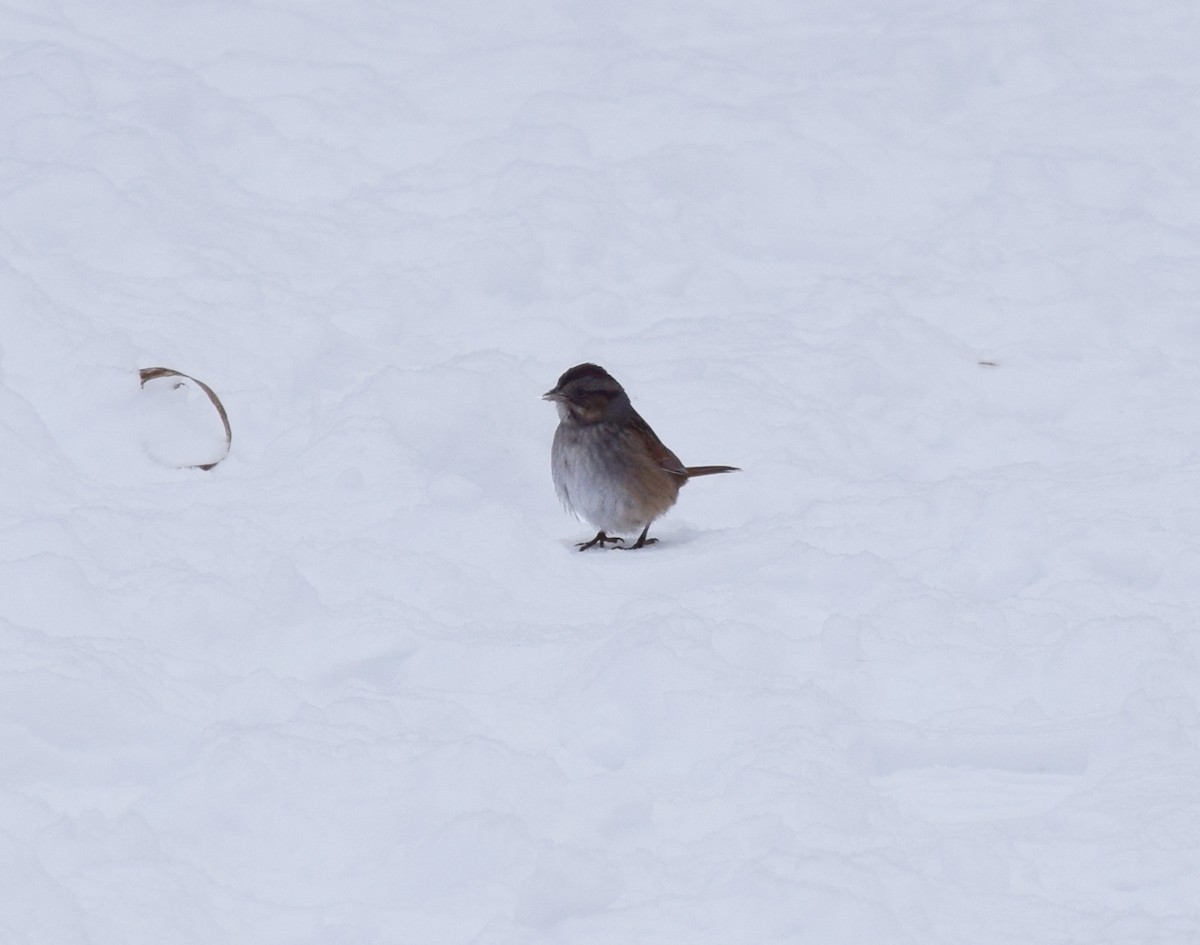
[685,465,740,477]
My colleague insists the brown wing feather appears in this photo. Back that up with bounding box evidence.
[630,411,687,477]
[631,412,739,480]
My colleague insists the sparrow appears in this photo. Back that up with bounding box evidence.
[542,363,738,550]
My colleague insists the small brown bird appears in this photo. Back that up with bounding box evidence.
[543,363,738,550]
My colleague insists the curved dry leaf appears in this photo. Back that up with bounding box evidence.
[139,367,232,470]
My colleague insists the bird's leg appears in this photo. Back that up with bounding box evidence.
[625,525,659,550]
[577,531,624,551]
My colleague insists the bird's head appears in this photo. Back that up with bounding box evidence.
[542,363,631,425]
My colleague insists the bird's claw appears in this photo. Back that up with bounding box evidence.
[577,531,625,551]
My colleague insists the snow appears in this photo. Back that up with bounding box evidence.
[3,0,1199,942]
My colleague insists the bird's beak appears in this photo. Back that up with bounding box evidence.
[542,388,563,402]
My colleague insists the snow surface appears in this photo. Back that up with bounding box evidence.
[3,0,1200,942]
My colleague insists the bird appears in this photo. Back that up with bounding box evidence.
[542,362,738,550]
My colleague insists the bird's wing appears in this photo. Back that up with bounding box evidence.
[631,412,688,477]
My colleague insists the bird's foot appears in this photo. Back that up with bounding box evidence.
[624,526,658,550]
[577,531,625,551]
